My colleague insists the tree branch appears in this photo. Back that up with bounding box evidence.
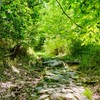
[56,0,83,29]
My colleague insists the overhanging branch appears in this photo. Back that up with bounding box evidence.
[56,0,83,29]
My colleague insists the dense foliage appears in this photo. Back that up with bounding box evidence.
[0,0,40,44]
[0,0,100,75]
[37,0,100,75]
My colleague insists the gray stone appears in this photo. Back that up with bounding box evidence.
[50,93,62,100]
[61,88,67,93]
[71,87,80,93]
[52,85,57,88]
[43,60,63,67]
[44,98,50,100]
[75,83,82,86]
[39,89,49,94]
[45,71,55,76]
[93,94,100,100]
[78,87,85,92]
[61,93,77,100]
[39,94,49,100]
[74,93,88,100]
[66,89,74,93]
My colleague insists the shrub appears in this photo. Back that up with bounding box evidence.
[43,36,70,56]
[70,39,100,76]
[83,88,93,100]
[78,45,100,76]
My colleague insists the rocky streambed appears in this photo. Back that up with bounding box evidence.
[0,59,100,100]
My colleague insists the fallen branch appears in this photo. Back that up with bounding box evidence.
[56,0,83,29]
[65,60,80,65]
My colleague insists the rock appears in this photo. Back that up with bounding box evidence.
[43,60,63,67]
[61,93,77,100]
[61,88,67,93]
[50,93,62,100]
[69,78,75,86]
[0,82,16,88]
[67,71,76,78]
[11,66,20,73]
[62,80,70,84]
[39,89,49,94]
[71,87,80,93]
[45,71,55,76]
[44,98,50,100]
[59,84,67,88]
[35,86,43,92]
[55,89,62,93]
[65,89,74,93]
[52,85,57,88]
[43,85,48,89]
[75,83,82,86]
[74,93,88,100]
[39,94,49,100]
[93,94,100,100]
[78,87,85,92]
[39,88,54,94]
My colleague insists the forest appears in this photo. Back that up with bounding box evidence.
[0,0,100,100]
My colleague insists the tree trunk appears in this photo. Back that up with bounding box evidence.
[10,44,21,60]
